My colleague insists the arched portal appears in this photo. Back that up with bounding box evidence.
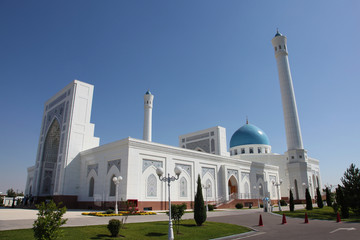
[228,175,238,199]
[39,120,60,195]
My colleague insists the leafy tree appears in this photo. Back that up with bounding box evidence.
[336,185,349,218]
[194,174,206,226]
[305,188,313,210]
[289,189,295,212]
[341,163,360,215]
[6,188,16,197]
[166,203,187,234]
[33,201,67,240]
[325,187,332,207]
[316,188,323,208]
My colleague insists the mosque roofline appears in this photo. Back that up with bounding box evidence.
[79,137,255,167]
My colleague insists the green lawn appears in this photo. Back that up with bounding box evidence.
[275,206,360,222]
[0,219,251,240]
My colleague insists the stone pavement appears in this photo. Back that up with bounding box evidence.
[1,207,359,240]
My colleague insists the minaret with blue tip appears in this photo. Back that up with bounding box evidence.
[272,30,310,200]
[143,90,154,141]
[272,30,304,151]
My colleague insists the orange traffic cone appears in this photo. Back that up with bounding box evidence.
[304,212,309,223]
[282,213,287,224]
[259,214,263,226]
[336,212,341,222]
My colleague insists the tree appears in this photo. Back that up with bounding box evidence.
[6,188,16,197]
[194,174,206,226]
[167,203,187,234]
[341,163,360,215]
[305,188,313,210]
[107,219,122,237]
[325,187,332,207]
[336,185,349,218]
[316,188,323,208]
[289,189,295,212]
[33,201,68,240]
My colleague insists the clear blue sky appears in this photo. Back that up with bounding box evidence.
[0,0,359,194]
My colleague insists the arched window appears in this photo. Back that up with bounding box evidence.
[147,174,157,197]
[180,177,187,197]
[206,179,212,198]
[40,120,60,195]
[109,174,116,196]
[294,179,299,200]
[316,176,320,188]
[89,177,94,197]
[259,183,264,197]
[244,182,250,199]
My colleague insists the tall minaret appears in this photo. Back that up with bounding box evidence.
[143,90,154,141]
[272,30,304,151]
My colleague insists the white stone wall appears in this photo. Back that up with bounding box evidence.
[27,80,100,197]
[77,137,282,207]
[179,126,229,156]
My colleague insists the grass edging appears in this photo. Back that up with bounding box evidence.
[0,219,251,240]
[273,206,360,222]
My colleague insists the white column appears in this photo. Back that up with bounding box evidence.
[272,31,303,151]
[143,91,154,141]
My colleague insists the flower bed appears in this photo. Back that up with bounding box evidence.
[82,211,156,217]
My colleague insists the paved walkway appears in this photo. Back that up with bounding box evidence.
[1,207,359,240]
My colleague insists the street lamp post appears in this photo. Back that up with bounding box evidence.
[157,166,182,240]
[112,176,123,214]
[272,179,283,211]
[203,183,211,212]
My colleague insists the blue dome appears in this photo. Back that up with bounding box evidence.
[230,124,270,148]
[145,90,151,95]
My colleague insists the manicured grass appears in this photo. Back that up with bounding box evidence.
[0,219,251,240]
[275,206,360,222]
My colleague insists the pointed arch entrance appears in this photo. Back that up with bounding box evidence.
[228,175,238,199]
[39,119,61,195]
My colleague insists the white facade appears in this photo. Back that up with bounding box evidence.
[25,32,321,209]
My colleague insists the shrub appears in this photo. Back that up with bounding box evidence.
[167,203,187,234]
[33,200,67,240]
[107,219,122,237]
[289,189,294,212]
[105,209,114,214]
[280,200,287,206]
[208,204,215,211]
[305,188,313,210]
[332,202,338,213]
[325,187,332,207]
[316,188,324,208]
[194,174,206,226]
[235,203,243,209]
[336,185,349,218]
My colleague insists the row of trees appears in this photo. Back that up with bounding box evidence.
[288,163,359,219]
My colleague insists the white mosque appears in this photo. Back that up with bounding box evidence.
[25,31,321,210]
